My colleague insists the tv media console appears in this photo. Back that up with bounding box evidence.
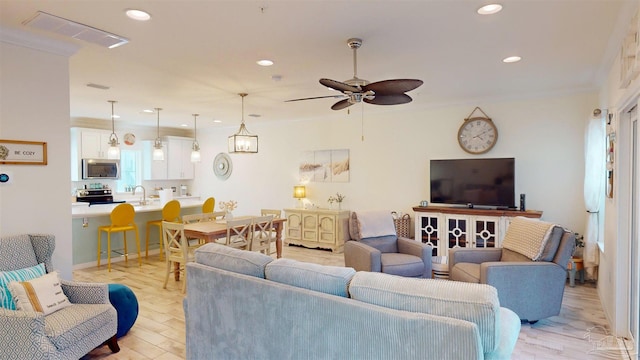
[413,206,543,257]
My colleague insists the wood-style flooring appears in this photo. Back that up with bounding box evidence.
[76,245,634,360]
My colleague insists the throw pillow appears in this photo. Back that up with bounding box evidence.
[0,263,46,310]
[349,211,396,240]
[8,271,71,315]
[502,217,555,261]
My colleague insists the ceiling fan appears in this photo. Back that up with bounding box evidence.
[286,38,423,110]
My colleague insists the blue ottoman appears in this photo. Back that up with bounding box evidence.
[108,284,139,338]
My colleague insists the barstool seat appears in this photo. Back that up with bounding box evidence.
[146,200,181,259]
[97,203,141,271]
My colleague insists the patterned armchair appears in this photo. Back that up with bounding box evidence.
[0,234,119,359]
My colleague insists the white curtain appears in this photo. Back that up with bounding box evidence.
[583,114,605,277]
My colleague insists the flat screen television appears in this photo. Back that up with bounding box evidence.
[430,158,515,208]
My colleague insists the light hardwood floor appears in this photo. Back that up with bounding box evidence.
[77,245,634,360]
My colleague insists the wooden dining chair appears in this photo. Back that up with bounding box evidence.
[251,215,275,255]
[224,218,253,250]
[260,209,281,219]
[161,221,202,293]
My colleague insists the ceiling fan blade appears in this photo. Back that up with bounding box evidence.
[285,94,345,102]
[331,99,354,110]
[364,93,413,105]
[363,79,423,94]
[320,78,361,93]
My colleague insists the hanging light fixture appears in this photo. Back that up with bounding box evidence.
[153,107,164,161]
[190,113,201,162]
[107,100,120,159]
[228,93,258,153]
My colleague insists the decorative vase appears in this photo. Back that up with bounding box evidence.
[226,211,233,220]
[338,202,342,210]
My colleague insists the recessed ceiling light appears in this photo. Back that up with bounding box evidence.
[477,4,503,15]
[502,56,522,63]
[213,120,222,123]
[248,114,261,118]
[142,109,154,113]
[180,124,188,127]
[256,59,274,66]
[112,115,120,119]
[126,9,151,21]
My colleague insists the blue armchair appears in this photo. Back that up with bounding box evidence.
[0,234,119,359]
[344,211,432,278]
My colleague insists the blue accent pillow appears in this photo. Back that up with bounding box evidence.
[0,263,46,310]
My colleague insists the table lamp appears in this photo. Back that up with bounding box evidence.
[293,185,306,208]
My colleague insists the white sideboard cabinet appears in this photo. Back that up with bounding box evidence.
[284,208,350,253]
[413,206,543,256]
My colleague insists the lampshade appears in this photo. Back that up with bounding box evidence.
[190,113,201,162]
[107,100,120,159]
[228,93,258,153]
[153,107,164,161]
[293,185,306,199]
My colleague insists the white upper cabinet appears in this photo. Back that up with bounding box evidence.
[166,137,194,180]
[80,129,113,159]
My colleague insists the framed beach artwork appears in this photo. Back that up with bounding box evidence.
[299,149,350,183]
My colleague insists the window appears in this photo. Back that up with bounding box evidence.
[116,149,141,192]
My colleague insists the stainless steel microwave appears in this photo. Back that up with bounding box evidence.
[81,159,120,180]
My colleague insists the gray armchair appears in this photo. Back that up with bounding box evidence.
[0,234,119,359]
[449,218,575,323]
[344,211,432,278]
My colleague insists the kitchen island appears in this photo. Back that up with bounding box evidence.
[72,198,203,267]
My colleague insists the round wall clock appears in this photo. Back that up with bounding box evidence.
[457,117,498,154]
[213,152,232,180]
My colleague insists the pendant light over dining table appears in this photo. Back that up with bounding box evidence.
[228,93,258,153]
[153,108,164,161]
[107,100,120,159]
[190,113,201,162]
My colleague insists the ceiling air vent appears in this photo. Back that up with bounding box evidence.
[23,11,129,49]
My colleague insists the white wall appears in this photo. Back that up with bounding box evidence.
[193,92,594,236]
[0,28,78,279]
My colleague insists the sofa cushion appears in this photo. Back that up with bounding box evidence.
[451,262,481,283]
[8,271,71,315]
[380,253,424,277]
[0,263,46,310]
[538,225,564,262]
[349,271,501,352]
[195,243,273,278]
[265,259,356,297]
[45,303,117,352]
[349,211,396,240]
[502,217,555,261]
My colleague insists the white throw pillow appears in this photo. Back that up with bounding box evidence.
[502,216,555,261]
[8,271,71,315]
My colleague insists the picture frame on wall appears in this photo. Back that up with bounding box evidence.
[0,139,47,165]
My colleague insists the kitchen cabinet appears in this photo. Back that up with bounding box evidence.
[413,206,543,257]
[166,137,194,180]
[142,137,194,180]
[80,129,114,159]
[284,209,350,253]
[142,140,168,180]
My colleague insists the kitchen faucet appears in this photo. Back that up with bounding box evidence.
[132,185,147,205]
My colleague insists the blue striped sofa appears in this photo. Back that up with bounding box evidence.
[0,234,119,359]
[184,243,521,360]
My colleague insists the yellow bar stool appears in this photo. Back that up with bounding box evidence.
[97,203,141,271]
[146,200,181,259]
[202,197,215,213]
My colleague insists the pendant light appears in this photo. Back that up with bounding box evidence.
[153,107,164,161]
[190,113,201,162]
[228,93,258,153]
[107,100,120,159]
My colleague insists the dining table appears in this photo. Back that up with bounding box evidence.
[179,216,287,280]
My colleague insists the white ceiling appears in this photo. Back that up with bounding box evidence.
[0,1,635,130]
